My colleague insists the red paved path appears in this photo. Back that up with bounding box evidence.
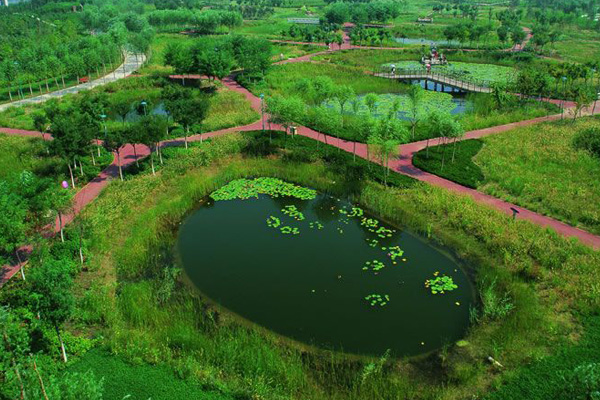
[0,40,596,286]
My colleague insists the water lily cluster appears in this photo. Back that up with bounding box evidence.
[210,178,317,201]
[425,272,459,295]
[364,294,390,307]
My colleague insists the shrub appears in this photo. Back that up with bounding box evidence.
[573,127,600,159]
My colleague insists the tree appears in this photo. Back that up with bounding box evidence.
[136,116,169,175]
[426,110,463,169]
[32,111,50,142]
[0,181,28,279]
[49,109,97,187]
[111,95,133,125]
[166,92,210,148]
[29,257,75,363]
[364,93,379,115]
[334,85,355,126]
[103,126,128,181]
[572,84,596,122]
[511,28,526,50]
[0,307,30,399]
[407,85,424,139]
[372,117,409,185]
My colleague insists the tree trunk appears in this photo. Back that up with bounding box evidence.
[38,83,43,94]
[185,126,189,149]
[15,250,25,281]
[441,138,447,170]
[54,77,60,89]
[79,158,84,176]
[45,81,50,93]
[117,150,123,181]
[58,211,64,242]
[353,141,356,162]
[452,138,458,162]
[3,332,26,400]
[55,325,68,363]
[426,138,430,158]
[150,151,156,176]
[31,356,49,400]
[61,75,66,88]
[158,143,163,165]
[28,82,33,96]
[90,150,96,166]
[67,162,76,189]
[133,144,139,167]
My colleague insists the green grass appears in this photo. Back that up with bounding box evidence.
[413,139,484,188]
[247,62,411,97]
[0,134,113,185]
[69,128,600,400]
[413,116,600,235]
[69,348,233,400]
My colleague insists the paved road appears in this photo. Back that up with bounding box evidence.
[0,52,146,112]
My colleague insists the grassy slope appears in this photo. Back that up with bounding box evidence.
[69,349,233,400]
[413,117,600,234]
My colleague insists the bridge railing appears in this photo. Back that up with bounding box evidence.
[373,67,493,91]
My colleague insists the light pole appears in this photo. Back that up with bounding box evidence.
[561,76,567,120]
[100,114,107,139]
[141,101,148,116]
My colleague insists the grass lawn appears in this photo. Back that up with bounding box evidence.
[413,116,600,234]
[0,133,113,185]
[69,349,233,400]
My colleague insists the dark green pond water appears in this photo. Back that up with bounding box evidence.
[178,194,475,357]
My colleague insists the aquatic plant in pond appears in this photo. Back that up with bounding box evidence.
[281,205,305,221]
[266,216,281,228]
[210,177,317,201]
[180,181,475,355]
[364,294,390,307]
[309,221,324,230]
[385,245,405,263]
[363,260,386,273]
[425,273,459,295]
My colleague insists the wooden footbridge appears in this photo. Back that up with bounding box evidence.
[373,69,493,93]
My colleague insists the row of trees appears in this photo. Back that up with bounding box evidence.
[285,23,344,46]
[146,9,242,33]
[165,35,273,81]
[266,85,464,183]
[324,1,402,24]
[1,7,155,103]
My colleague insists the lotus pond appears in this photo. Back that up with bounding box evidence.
[177,178,475,356]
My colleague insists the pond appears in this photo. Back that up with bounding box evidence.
[177,178,476,357]
[111,102,169,123]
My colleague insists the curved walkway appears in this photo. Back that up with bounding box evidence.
[0,52,146,112]
[0,43,596,286]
